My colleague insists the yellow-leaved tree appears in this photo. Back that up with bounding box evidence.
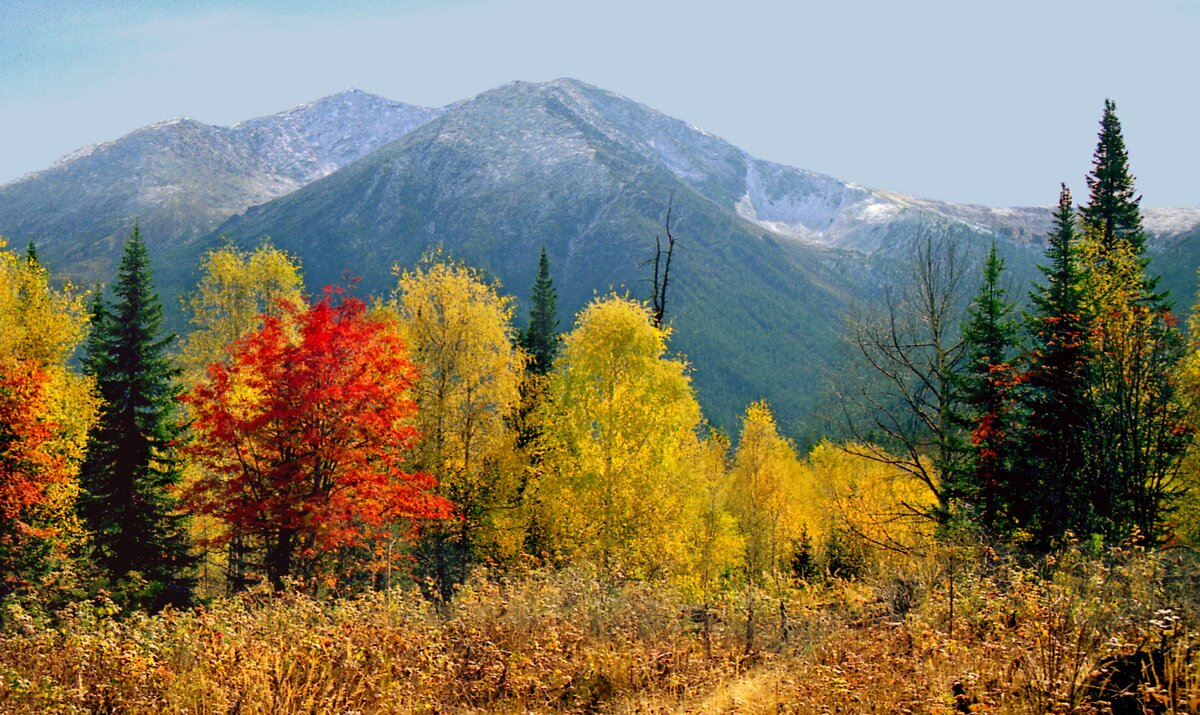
[681,430,741,594]
[535,295,701,580]
[178,244,304,386]
[804,441,937,565]
[390,257,525,601]
[728,401,804,652]
[0,241,97,597]
[1171,275,1200,547]
[1078,227,1188,541]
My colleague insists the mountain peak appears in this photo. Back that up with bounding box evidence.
[309,86,388,105]
[544,77,600,91]
[475,77,602,100]
[149,116,198,128]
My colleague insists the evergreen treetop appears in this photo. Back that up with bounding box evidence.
[1031,185,1085,324]
[522,247,559,375]
[962,244,1018,378]
[1081,99,1145,255]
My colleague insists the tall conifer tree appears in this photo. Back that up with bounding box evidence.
[79,227,194,609]
[958,244,1020,532]
[1022,185,1094,541]
[1081,100,1147,257]
[1077,101,1188,541]
[521,247,559,375]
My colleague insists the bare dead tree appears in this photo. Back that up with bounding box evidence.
[648,195,677,328]
[838,233,971,523]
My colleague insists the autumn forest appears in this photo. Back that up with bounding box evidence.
[2,102,1200,713]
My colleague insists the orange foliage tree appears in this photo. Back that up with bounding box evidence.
[0,359,72,591]
[183,290,451,590]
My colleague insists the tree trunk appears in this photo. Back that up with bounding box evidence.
[744,584,756,656]
[266,529,296,591]
[779,597,789,643]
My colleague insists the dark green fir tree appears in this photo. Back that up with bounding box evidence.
[1081,99,1147,257]
[521,247,560,375]
[958,243,1021,532]
[1078,100,1188,542]
[79,227,194,610]
[1021,185,1094,542]
[515,248,560,559]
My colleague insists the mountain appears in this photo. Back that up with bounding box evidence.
[5,78,1200,434]
[0,89,443,282]
[158,80,879,431]
[146,80,1111,432]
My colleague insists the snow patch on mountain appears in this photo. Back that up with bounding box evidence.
[1145,208,1200,246]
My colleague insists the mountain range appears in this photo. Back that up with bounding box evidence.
[4,78,1199,434]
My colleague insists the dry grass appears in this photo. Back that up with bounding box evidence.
[1,545,1198,714]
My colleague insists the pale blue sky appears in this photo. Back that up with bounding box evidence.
[1,0,1197,207]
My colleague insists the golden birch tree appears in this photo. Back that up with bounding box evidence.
[390,257,525,601]
[536,296,701,580]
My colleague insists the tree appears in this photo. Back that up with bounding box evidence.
[184,289,452,591]
[841,234,970,522]
[178,243,304,593]
[0,244,97,601]
[390,258,524,601]
[1172,284,1200,546]
[1077,100,1188,541]
[520,247,559,376]
[179,244,304,387]
[805,440,937,561]
[728,402,803,652]
[78,227,194,609]
[1081,100,1147,260]
[648,197,678,328]
[958,243,1022,532]
[0,362,62,532]
[536,296,702,579]
[1021,185,1094,541]
[0,360,74,596]
[685,430,739,659]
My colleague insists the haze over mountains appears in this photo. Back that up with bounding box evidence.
[3,78,1199,433]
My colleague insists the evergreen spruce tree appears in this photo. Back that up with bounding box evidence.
[79,227,194,609]
[1081,100,1147,258]
[515,248,560,559]
[1077,101,1188,542]
[1022,185,1094,542]
[521,247,559,375]
[958,244,1021,533]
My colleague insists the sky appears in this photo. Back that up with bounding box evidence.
[1,0,1197,207]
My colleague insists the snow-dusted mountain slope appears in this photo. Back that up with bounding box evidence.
[0,89,442,278]
[460,80,1200,257]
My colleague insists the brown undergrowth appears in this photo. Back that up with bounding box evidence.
[1,545,1197,714]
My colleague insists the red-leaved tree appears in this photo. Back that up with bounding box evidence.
[0,358,73,594]
[0,360,64,525]
[183,290,451,590]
